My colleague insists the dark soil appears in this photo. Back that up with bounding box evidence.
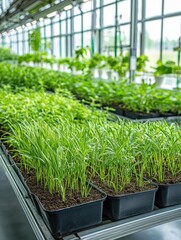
[91,175,156,196]
[150,170,181,184]
[21,167,103,210]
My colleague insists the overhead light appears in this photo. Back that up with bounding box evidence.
[16,26,21,31]
[10,29,16,34]
[26,22,31,27]
[39,17,44,22]
[64,4,72,10]
[47,11,58,18]
[32,20,37,25]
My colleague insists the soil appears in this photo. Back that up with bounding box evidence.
[150,170,181,184]
[20,167,104,210]
[91,175,156,196]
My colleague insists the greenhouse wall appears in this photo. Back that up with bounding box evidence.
[0,0,181,66]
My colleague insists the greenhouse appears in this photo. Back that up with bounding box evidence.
[0,0,181,240]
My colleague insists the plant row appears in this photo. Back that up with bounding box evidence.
[7,115,181,201]
[1,63,181,116]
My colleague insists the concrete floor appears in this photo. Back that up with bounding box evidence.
[119,219,181,240]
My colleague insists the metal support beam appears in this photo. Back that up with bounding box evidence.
[129,0,138,82]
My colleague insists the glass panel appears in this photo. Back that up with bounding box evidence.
[53,37,60,58]
[61,20,66,34]
[74,33,81,49]
[138,0,142,20]
[83,12,92,30]
[145,0,162,18]
[24,31,28,40]
[137,23,142,56]
[61,36,66,57]
[44,19,51,25]
[67,18,71,34]
[120,24,130,45]
[19,42,23,55]
[102,28,115,55]
[164,0,181,14]
[12,34,17,41]
[103,0,115,5]
[96,9,100,28]
[41,27,45,38]
[103,4,115,27]
[74,15,82,32]
[118,0,131,23]
[84,31,91,48]
[24,41,29,53]
[45,25,51,37]
[81,1,92,12]
[74,6,81,15]
[53,22,60,36]
[162,16,181,63]
[145,20,161,67]
[61,11,66,19]
[67,36,71,57]
[19,32,22,41]
[12,43,18,54]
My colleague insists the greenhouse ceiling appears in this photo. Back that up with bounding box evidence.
[0,0,85,34]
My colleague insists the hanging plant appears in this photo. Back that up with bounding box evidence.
[29,27,41,52]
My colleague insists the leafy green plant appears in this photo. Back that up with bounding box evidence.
[29,27,41,52]
[153,60,181,76]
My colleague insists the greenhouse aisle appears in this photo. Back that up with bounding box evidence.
[0,163,37,240]
[119,219,181,240]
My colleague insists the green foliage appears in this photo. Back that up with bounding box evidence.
[0,47,17,61]
[154,60,181,76]
[1,62,181,114]
[29,27,41,52]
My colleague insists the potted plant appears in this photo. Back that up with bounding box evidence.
[7,120,106,237]
[87,121,158,220]
[141,121,181,208]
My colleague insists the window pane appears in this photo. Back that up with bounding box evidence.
[19,42,23,55]
[74,33,81,49]
[53,37,60,58]
[67,18,71,34]
[104,0,115,4]
[45,25,51,37]
[103,4,115,27]
[61,21,66,34]
[96,9,100,28]
[162,17,181,63]
[61,36,66,57]
[83,12,91,30]
[146,0,162,18]
[164,0,181,14]
[84,31,91,48]
[102,28,115,55]
[118,0,131,23]
[81,1,92,12]
[53,22,60,36]
[138,0,142,20]
[74,15,81,32]
[145,20,161,67]
[120,24,130,45]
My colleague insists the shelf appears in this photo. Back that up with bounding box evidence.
[1,145,181,240]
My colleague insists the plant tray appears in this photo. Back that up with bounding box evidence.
[155,183,181,208]
[32,190,106,237]
[103,186,157,220]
